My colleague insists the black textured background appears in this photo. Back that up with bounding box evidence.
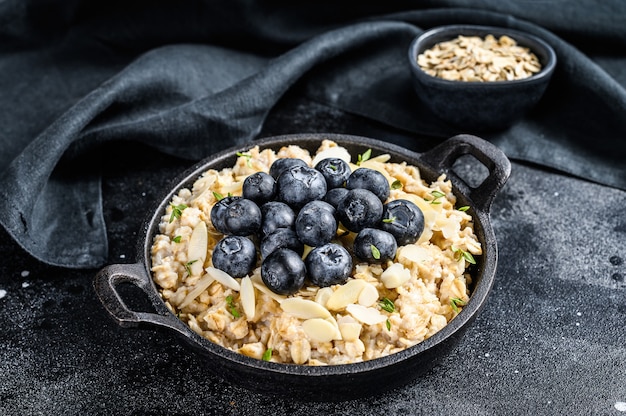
[1,93,625,415]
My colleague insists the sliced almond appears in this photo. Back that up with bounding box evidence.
[314,287,334,308]
[380,263,412,289]
[280,298,331,319]
[179,273,215,309]
[240,276,256,320]
[346,304,387,325]
[251,280,287,304]
[398,244,430,265]
[324,316,342,340]
[325,279,368,311]
[357,282,379,307]
[338,322,362,341]
[205,266,241,291]
[187,221,208,276]
[302,318,338,343]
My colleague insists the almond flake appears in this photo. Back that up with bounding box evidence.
[187,221,208,276]
[205,266,240,291]
[346,304,387,325]
[357,282,379,307]
[325,279,368,311]
[302,318,338,343]
[380,263,412,289]
[240,276,256,320]
[338,322,362,341]
[281,298,331,319]
[315,287,334,307]
[179,273,215,309]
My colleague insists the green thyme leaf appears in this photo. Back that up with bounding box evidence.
[379,297,395,313]
[462,250,476,264]
[370,244,381,260]
[426,190,446,204]
[458,205,470,212]
[450,297,467,313]
[169,203,187,223]
[184,260,197,276]
[391,179,403,190]
[236,151,253,167]
[225,295,241,318]
[382,216,396,224]
[173,236,182,243]
[262,348,273,361]
[213,191,224,201]
[357,148,372,165]
[385,319,391,331]
[451,246,477,265]
[329,164,337,171]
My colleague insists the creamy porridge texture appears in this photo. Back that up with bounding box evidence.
[150,140,481,365]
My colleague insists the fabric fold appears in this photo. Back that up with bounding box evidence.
[1,2,625,269]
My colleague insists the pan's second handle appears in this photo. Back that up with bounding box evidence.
[93,263,190,336]
[419,134,511,213]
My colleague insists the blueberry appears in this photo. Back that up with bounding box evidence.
[305,243,352,287]
[260,201,296,236]
[314,158,351,189]
[381,199,425,246]
[295,200,337,247]
[243,171,276,205]
[336,188,383,233]
[212,235,257,278]
[210,196,241,234]
[353,228,397,263]
[261,248,307,295]
[269,158,308,179]
[223,198,262,236]
[260,228,304,259]
[346,168,390,202]
[323,187,349,209]
[276,165,327,210]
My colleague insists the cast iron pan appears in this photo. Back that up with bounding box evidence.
[93,133,510,401]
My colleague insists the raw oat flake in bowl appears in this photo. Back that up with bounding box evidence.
[408,24,557,131]
[150,139,481,365]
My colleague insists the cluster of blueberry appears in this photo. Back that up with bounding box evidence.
[210,154,425,296]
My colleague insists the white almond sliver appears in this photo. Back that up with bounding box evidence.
[380,263,412,289]
[324,316,342,340]
[325,279,368,311]
[251,280,287,304]
[280,298,331,319]
[398,244,430,264]
[179,273,215,309]
[314,287,333,307]
[311,145,351,167]
[205,266,241,291]
[187,221,208,276]
[357,282,379,307]
[302,318,338,343]
[346,304,387,325]
[240,276,256,320]
[338,322,362,341]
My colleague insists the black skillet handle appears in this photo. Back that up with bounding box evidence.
[93,262,189,335]
[419,134,511,213]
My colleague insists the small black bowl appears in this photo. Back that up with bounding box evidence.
[408,25,557,132]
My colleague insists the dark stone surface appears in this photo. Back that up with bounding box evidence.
[1,95,625,415]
